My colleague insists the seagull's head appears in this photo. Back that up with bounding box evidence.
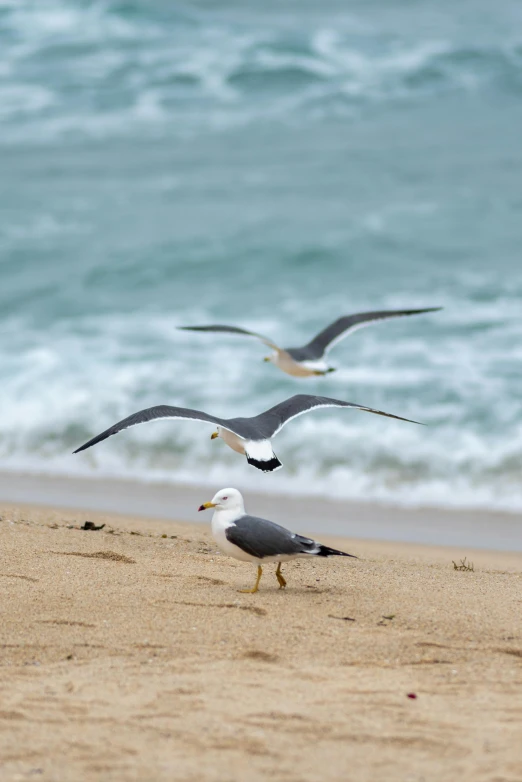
[198,487,244,514]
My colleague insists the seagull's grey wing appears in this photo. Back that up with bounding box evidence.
[302,308,442,358]
[73,405,234,454]
[178,324,280,351]
[226,515,320,559]
[247,394,423,439]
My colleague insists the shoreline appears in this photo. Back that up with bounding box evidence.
[1,469,521,552]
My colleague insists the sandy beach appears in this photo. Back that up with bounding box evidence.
[3,1,522,780]
[1,497,521,782]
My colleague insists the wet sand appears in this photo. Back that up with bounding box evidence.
[1,499,521,781]
[1,470,522,550]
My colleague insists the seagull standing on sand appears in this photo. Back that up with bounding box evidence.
[198,488,356,593]
[179,307,441,377]
[73,394,421,472]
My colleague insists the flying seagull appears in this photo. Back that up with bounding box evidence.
[198,488,356,593]
[73,393,421,472]
[179,307,441,377]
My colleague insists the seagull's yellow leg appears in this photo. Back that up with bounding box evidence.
[275,563,287,589]
[239,565,263,594]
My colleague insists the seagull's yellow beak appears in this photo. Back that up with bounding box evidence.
[198,501,216,512]
[263,357,271,362]
[210,431,218,440]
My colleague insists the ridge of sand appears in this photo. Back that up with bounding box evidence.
[1,502,521,782]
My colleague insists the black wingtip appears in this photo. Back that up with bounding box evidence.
[358,408,426,427]
[318,545,358,558]
[177,325,215,331]
[401,417,426,426]
[73,432,111,454]
[73,442,91,454]
[390,307,443,317]
[404,416,427,426]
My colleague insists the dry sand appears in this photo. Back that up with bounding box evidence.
[1,500,521,782]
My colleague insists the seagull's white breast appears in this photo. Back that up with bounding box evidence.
[211,509,257,563]
[273,351,329,377]
[218,427,246,454]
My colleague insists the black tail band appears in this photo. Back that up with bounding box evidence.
[246,455,282,472]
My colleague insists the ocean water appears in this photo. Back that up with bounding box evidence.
[1,0,522,511]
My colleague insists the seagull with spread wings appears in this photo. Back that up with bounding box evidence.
[179,307,441,377]
[74,394,421,472]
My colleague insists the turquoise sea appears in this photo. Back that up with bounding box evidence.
[1,0,522,510]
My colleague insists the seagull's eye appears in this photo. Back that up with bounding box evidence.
[221,496,228,500]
